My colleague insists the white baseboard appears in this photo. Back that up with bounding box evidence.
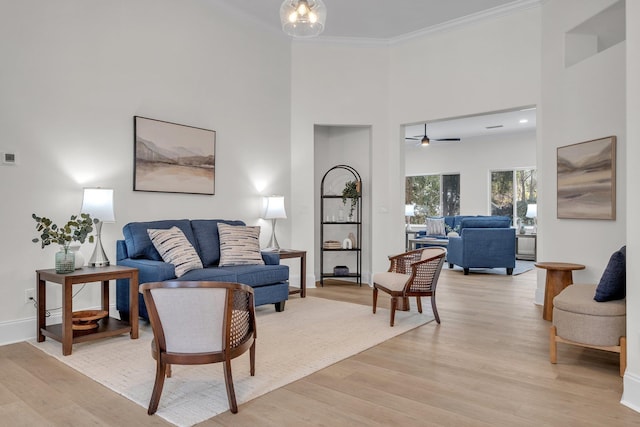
[622,371,640,413]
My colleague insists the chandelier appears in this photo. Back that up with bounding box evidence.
[280,0,327,38]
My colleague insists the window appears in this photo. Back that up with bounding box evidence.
[490,169,537,225]
[406,174,460,224]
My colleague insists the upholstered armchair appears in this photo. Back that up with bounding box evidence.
[446,218,516,275]
[550,246,626,376]
[140,281,256,415]
[372,248,446,326]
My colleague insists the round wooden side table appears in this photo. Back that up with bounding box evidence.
[535,262,586,321]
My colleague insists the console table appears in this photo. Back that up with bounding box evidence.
[278,249,306,298]
[516,233,537,261]
[408,237,448,251]
[36,265,139,355]
[535,262,585,321]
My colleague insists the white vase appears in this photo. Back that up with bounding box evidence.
[68,245,85,269]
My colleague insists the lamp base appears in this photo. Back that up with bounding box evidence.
[264,218,281,252]
[88,221,110,267]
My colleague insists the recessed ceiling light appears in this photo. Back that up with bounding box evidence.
[519,119,529,124]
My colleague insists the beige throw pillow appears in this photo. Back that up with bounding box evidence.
[147,226,203,277]
[217,223,265,266]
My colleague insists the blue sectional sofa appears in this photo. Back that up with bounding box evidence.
[115,219,290,321]
[445,216,516,275]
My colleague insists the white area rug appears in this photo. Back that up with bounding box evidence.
[30,296,433,427]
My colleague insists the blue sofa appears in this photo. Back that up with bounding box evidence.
[445,216,516,275]
[115,219,290,321]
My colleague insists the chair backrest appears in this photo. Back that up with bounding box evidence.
[141,281,255,355]
[408,248,446,293]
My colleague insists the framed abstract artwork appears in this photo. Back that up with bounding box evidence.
[134,116,215,195]
[557,136,616,219]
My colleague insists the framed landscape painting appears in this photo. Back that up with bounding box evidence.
[134,116,215,195]
[557,136,616,219]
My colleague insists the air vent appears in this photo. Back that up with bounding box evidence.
[486,125,503,129]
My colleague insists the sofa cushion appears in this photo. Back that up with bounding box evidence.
[123,219,195,261]
[147,226,203,277]
[191,219,245,267]
[594,246,626,302]
[178,267,239,282]
[222,264,290,287]
[218,223,265,266]
[426,217,446,236]
[459,216,511,230]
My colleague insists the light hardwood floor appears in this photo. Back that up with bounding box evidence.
[2,268,639,426]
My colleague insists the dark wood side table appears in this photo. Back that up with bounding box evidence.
[278,249,306,298]
[36,265,139,356]
[535,262,585,321]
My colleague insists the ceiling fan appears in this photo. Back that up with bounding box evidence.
[406,124,461,146]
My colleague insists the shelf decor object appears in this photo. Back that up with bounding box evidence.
[320,165,362,286]
[262,195,287,251]
[81,188,116,267]
[280,0,326,38]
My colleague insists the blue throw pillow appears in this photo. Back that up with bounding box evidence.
[594,246,626,302]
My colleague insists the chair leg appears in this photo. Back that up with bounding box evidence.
[620,336,627,377]
[416,296,422,314]
[390,297,397,327]
[166,364,172,378]
[430,294,440,324]
[250,340,256,376]
[372,287,378,314]
[148,358,168,415]
[549,325,558,364]
[223,358,238,414]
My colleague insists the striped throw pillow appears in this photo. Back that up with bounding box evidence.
[426,217,446,236]
[217,223,265,266]
[147,226,203,277]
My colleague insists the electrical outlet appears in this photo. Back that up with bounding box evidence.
[24,288,34,304]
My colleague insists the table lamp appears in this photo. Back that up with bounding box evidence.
[262,195,287,251]
[405,204,416,228]
[526,203,537,234]
[81,188,115,267]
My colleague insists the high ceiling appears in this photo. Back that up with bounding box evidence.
[224,1,539,141]
[224,0,538,41]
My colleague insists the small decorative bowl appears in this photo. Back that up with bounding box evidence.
[72,310,108,330]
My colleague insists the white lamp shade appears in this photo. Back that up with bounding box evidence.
[81,188,115,222]
[262,196,287,220]
[405,204,416,216]
[525,203,537,218]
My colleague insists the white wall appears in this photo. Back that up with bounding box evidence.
[405,131,537,215]
[539,0,626,287]
[390,7,542,259]
[540,0,634,409]
[623,0,640,412]
[290,6,542,285]
[314,126,372,282]
[290,42,390,286]
[0,0,292,343]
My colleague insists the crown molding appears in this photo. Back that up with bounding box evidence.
[293,0,541,47]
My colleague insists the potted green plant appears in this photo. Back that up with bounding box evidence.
[341,180,360,219]
[32,213,97,273]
